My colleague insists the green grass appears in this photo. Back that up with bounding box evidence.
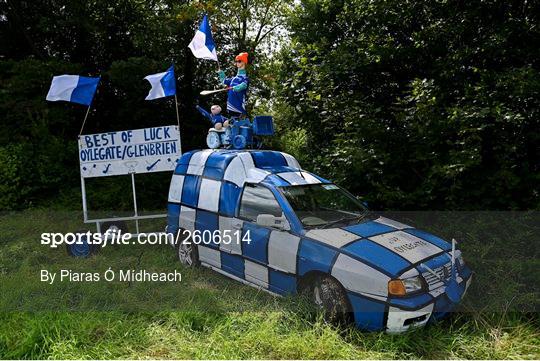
[0,209,539,359]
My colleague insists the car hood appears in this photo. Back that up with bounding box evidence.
[305,216,453,277]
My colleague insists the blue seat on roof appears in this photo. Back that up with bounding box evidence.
[253,116,274,136]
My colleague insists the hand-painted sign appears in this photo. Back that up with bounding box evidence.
[78,125,181,178]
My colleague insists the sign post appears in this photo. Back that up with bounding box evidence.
[78,125,181,234]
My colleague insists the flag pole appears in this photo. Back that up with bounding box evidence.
[174,94,180,130]
[174,93,182,153]
[79,105,91,136]
[171,62,180,130]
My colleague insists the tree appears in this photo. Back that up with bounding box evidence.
[274,0,540,210]
[0,0,290,209]
[173,0,291,110]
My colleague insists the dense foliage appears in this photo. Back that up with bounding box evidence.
[0,0,538,210]
[274,0,540,210]
[0,0,286,210]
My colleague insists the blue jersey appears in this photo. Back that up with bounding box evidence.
[196,105,228,125]
[221,69,249,114]
[211,113,227,125]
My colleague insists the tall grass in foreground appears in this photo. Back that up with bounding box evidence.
[0,311,538,359]
[0,210,538,359]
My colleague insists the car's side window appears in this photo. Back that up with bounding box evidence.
[239,183,283,222]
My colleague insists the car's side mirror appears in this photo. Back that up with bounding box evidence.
[256,213,290,231]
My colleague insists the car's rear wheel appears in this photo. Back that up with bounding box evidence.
[176,230,199,267]
[304,275,352,324]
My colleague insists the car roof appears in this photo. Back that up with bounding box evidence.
[174,149,330,187]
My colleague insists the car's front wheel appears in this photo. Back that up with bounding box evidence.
[305,275,352,324]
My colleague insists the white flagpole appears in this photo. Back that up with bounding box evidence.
[79,105,91,136]
[174,93,182,153]
[174,94,180,129]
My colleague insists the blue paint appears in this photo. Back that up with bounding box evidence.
[241,223,270,264]
[343,240,410,277]
[195,210,219,249]
[460,265,472,279]
[146,159,160,170]
[298,239,337,276]
[267,166,300,173]
[269,269,296,294]
[445,277,464,303]
[175,151,195,175]
[251,151,287,168]
[345,221,395,237]
[167,203,180,233]
[219,181,241,217]
[348,293,386,331]
[203,152,235,180]
[181,175,201,207]
[418,253,449,270]
[388,293,433,310]
[221,252,245,279]
[431,293,460,320]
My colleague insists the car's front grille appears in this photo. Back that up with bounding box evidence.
[422,263,452,290]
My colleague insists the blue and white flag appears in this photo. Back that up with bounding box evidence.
[46,75,100,106]
[188,15,218,61]
[144,65,176,100]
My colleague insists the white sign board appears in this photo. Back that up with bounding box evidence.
[78,125,181,178]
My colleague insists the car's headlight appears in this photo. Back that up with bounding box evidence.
[388,276,424,296]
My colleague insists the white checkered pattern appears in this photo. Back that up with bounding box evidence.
[168,174,185,202]
[197,178,221,212]
[268,231,300,274]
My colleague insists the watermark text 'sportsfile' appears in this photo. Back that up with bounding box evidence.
[40,229,251,249]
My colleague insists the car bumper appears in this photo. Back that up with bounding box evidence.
[386,274,472,333]
[347,269,472,333]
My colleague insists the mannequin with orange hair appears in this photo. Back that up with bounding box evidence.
[217,52,249,116]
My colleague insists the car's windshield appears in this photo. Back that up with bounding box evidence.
[280,184,372,229]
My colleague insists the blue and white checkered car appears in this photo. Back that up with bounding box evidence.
[167,149,472,333]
